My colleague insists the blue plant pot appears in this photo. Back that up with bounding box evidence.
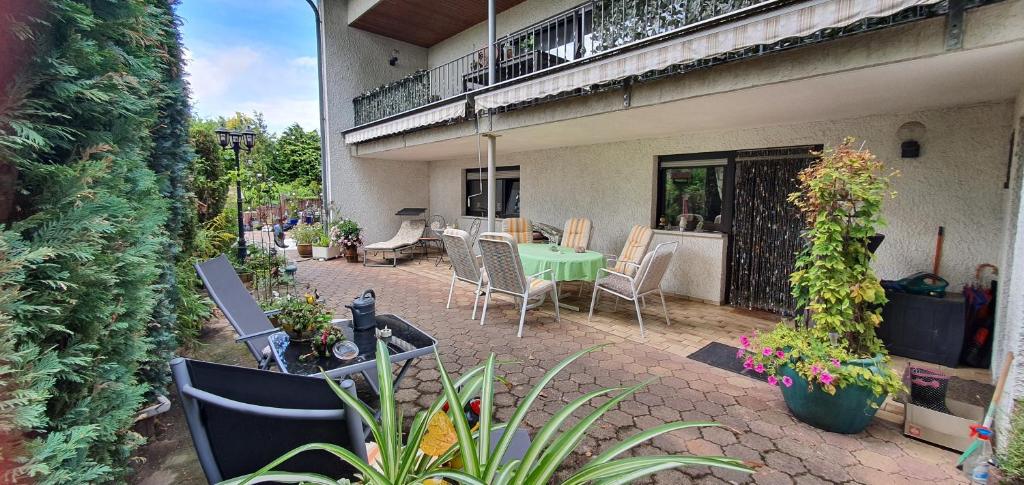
[778,356,888,434]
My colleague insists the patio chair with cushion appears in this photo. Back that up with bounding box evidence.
[588,241,678,338]
[501,217,533,244]
[608,224,654,276]
[171,357,366,483]
[442,228,486,319]
[363,219,426,267]
[560,217,593,250]
[478,232,560,337]
[194,255,280,368]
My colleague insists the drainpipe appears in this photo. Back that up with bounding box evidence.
[305,0,330,224]
[486,0,496,231]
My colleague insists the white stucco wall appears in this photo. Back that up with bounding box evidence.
[427,102,1014,302]
[323,0,435,243]
[426,0,579,67]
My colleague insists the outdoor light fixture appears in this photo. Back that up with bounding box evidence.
[897,121,926,159]
[215,127,257,260]
[389,49,399,66]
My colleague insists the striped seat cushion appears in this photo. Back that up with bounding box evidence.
[614,225,653,275]
[502,218,533,244]
[560,218,592,249]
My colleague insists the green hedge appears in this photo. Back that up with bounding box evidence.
[0,0,193,482]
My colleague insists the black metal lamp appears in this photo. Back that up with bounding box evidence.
[215,127,229,148]
[242,130,256,151]
[214,126,257,261]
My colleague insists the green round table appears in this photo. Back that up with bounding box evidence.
[518,243,606,282]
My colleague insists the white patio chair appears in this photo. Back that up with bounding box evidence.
[442,228,486,319]
[363,219,426,267]
[478,232,560,337]
[560,217,592,250]
[588,241,678,338]
[501,217,533,244]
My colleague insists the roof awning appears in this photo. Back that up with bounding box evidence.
[344,99,467,144]
[475,0,938,111]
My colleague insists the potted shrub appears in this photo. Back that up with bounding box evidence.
[311,232,341,260]
[293,223,320,258]
[331,218,363,263]
[737,138,903,434]
[263,294,332,342]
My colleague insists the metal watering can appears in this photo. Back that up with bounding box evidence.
[346,289,377,330]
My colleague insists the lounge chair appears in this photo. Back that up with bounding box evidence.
[171,357,366,483]
[560,218,593,250]
[588,241,678,338]
[501,217,533,244]
[442,228,486,319]
[478,232,560,337]
[194,255,279,368]
[363,219,426,267]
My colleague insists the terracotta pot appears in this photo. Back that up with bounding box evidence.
[345,246,359,263]
[297,243,313,258]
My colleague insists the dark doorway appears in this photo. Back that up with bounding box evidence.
[728,146,820,315]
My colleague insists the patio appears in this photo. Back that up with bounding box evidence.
[134,254,974,484]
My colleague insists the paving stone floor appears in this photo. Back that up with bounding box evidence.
[133,255,972,484]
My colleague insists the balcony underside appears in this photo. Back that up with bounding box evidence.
[349,0,528,47]
[350,39,1024,161]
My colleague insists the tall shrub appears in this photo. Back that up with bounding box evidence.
[0,0,191,481]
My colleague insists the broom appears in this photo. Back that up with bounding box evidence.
[957,352,1014,467]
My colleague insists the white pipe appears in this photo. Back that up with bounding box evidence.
[487,0,496,86]
[486,135,496,231]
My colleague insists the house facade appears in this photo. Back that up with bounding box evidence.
[317,0,1024,440]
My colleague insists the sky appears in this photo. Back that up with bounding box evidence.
[177,0,320,135]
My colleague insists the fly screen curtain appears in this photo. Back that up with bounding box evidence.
[474,0,938,110]
[729,146,817,315]
[344,100,468,144]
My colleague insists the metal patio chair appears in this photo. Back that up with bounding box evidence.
[478,232,560,337]
[171,357,366,484]
[607,224,654,277]
[560,217,593,250]
[363,219,426,267]
[501,217,533,244]
[588,241,678,338]
[442,228,486,319]
[194,255,279,368]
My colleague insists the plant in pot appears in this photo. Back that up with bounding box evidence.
[293,223,321,258]
[331,218,363,263]
[737,138,903,434]
[312,231,342,260]
[264,295,333,342]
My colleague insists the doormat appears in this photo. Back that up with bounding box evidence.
[687,342,769,383]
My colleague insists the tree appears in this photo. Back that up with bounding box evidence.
[188,117,230,223]
[272,123,321,188]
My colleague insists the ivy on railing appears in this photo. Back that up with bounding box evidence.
[353,70,433,125]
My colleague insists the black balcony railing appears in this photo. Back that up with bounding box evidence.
[352,0,766,127]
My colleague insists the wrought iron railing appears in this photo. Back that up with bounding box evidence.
[352,0,766,126]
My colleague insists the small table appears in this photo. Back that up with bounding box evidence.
[268,314,437,394]
[518,243,606,310]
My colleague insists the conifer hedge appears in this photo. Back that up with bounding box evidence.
[0,0,193,482]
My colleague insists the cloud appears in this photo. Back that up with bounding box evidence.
[184,43,319,134]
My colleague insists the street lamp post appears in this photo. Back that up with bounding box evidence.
[215,127,256,261]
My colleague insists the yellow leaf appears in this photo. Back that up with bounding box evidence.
[420,411,458,457]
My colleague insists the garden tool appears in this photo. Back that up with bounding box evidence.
[957,352,1013,467]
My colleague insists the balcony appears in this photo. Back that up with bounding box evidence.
[352,0,767,127]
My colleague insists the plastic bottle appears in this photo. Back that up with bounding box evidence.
[963,427,993,483]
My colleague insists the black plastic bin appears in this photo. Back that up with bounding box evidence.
[876,290,966,367]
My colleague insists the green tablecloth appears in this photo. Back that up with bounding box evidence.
[518,243,606,282]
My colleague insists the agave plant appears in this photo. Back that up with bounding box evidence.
[224,341,751,484]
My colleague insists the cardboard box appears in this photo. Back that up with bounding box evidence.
[904,399,985,452]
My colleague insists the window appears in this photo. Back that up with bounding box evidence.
[655,154,734,233]
[465,166,520,218]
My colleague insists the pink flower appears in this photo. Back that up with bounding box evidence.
[830,358,841,368]
[767,375,778,386]
[739,336,750,349]
[820,371,834,385]
[743,357,753,370]
[736,349,745,358]
[762,347,773,357]
[811,364,822,375]
[776,350,785,359]
[754,364,765,374]
[782,376,794,388]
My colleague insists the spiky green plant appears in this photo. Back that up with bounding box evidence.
[224,342,750,484]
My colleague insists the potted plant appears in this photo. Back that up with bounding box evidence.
[304,325,347,360]
[737,138,903,434]
[293,223,320,258]
[263,294,332,342]
[311,232,342,260]
[331,218,363,263]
